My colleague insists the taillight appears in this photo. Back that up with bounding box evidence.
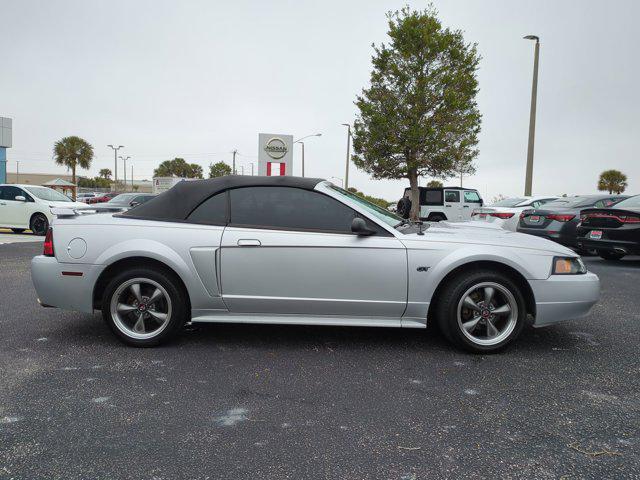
[583,212,640,223]
[620,215,640,223]
[490,212,515,219]
[547,214,575,222]
[43,228,54,257]
[519,212,526,219]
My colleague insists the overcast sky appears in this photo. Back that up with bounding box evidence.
[2,0,639,201]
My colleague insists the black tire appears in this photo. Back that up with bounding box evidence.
[427,213,446,222]
[435,270,527,354]
[29,213,49,236]
[101,266,189,347]
[397,197,411,219]
[598,250,625,261]
[11,228,25,234]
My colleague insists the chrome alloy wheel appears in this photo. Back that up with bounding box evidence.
[110,278,172,340]
[456,282,518,346]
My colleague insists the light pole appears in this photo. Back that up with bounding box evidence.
[330,176,344,188]
[119,155,131,191]
[107,144,124,189]
[341,124,351,189]
[294,133,321,177]
[523,35,539,196]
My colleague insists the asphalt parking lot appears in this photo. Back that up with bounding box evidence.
[1,243,639,480]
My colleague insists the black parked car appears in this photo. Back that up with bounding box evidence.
[576,195,640,260]
[517,194,627,251]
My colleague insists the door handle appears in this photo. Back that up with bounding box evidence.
[463,205,469,208]
[445,204,452,207]
[237,239,261,247]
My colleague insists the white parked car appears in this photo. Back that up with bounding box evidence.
[76,192,101,203]
[397,186,484,222]
[0,184,88,235]
[31,176,599,353]
[471,196,559,231]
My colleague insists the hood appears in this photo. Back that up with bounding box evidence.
[47,201,89,209]
[405,221,576,255]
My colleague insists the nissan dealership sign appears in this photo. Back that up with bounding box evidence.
[258,133,293,176]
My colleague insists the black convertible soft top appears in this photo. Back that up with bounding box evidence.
[121,175,325,221]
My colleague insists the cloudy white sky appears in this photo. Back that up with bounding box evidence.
[2,0,639,201]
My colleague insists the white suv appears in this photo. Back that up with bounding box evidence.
[0,184,87,235]
[397,186,484,222]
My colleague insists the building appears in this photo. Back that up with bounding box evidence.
[6,172,74,185]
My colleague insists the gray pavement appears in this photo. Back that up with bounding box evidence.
[0,242,639,479]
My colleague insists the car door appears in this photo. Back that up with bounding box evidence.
[0,186,30,227]
[444,190,462,221]
[462,190,481,220]
[219,186,408,318]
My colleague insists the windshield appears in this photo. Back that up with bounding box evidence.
[24,186,72,202]
[107,193,138,204]
[612,195,640,209]
[491,198,527,207]
[328,185,402,228]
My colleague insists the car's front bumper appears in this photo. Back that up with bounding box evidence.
[529,272,600,326]
[31,255,105,313]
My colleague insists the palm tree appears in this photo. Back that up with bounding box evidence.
[99,168,112,180]
[597,169,628,194]
[54,136,94,200]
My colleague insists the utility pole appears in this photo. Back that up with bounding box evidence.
[251,163,254,176]
[119,156,131,191]
[298,142,305,177]
[131,164,133,190]
[241,165,244,176]
[16,161,19,183]
[341,124,351,189]
[232,150,237,175]
[523,35,540,196]
[107,144,124,189]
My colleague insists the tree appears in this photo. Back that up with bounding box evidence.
[209,161,232,178]
[427,180,443,188]
[53,136,94,200]
[99,168,112,180]
[352,6,481,219]
[153,158,203,179]
[597,169,627,194]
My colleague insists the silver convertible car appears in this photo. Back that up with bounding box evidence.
[31,176,600,353]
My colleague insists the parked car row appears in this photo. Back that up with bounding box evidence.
[0,184,156,235]
[472,193,639,260]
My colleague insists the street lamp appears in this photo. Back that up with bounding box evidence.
[107,144,124,188]
[119,155,131,191]
[330,176,344,188]
[293,133,321,177]
[341,124,351,189]
[523,35,539,196]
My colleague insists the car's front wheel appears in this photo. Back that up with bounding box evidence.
[29,213,49,236]
[435,270,527,353]
[101,266,189,346]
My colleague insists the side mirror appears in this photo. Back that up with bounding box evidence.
[351,217,376,236]
[15,196,26,202]
[129,201,140,208]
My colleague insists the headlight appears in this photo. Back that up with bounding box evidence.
[552,256,587,275]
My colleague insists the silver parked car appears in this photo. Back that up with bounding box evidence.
[31,176,599,353]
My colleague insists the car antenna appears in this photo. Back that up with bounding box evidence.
[416,219,425,236]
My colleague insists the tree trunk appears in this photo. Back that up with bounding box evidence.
[408,169,420,221]
[72,165,76,201]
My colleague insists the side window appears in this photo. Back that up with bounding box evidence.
[229,187,360,233]
[1,186,22,201]
[424,189,443,206]
[594,200,612,208]
[463,191,481,203]
[187,192,228,225]
[445,190,460,203]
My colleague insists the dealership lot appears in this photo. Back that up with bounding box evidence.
[1,243,639,479]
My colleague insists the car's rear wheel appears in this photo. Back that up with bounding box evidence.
[427,213,446,222]
[598,250,625,261]
[397,197,411,219]
[101,267,189,346]
[11,228,25,234]
[29,213,49,236]
[435,270,526,353]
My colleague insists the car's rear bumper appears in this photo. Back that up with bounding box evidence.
[529,272,600,326]
[576,238,640,255]
[31,255,104,313]
[517,227,578,248]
